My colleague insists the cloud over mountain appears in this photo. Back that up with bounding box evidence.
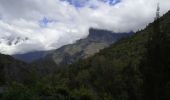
[0,0,170,54]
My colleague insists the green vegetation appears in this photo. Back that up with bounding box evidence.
[0,11,170,100]
[140,10,170,100]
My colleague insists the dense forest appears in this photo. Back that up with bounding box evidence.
[0,10,170,100]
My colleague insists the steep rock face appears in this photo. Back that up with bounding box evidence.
[13,28,132,64]
[45,28,133,65]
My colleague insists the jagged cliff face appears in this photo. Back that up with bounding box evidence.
[12,28,132,63]
[45,28,133,65]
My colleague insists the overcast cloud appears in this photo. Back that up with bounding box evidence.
[0,0,170,54]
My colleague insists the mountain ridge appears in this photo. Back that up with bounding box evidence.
[13,28,133,63]
[42,28,133,65]
[0,10,170,100]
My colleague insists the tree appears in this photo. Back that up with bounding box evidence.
[140,4,170,100]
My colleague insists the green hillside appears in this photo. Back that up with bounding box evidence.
[0,54,32,85]
[0,10,170,100]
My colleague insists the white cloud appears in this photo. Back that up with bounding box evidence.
[0,0,170,54]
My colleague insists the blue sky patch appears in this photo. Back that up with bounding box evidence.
[100,0,121,5]
[61,0,89,7]
[39,17,57,28]
[61,0,121,8]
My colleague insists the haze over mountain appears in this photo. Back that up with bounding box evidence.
[0,0,170,55]
[0,9,170,100]
[13,28,133,63]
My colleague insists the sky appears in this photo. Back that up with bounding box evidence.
[0,0,170,55]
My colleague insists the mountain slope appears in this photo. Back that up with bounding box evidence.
[43,28,133,65]
[13,50,52,63]
[20,10,169,100]
[1,10,170,100]
[39,10,170,99]
[0,36,29,55]
[0,54,31,85]
[61,10,170,99]
[13,28,132,63]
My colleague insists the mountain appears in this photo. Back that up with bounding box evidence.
[28,10,169,99]
[0,36,29,54]
[0,54,31,85]
[28,11,170,99]
[0,36,29,46]
[13,28,132,63]
[1,11,170,100]
[41,28,133,65]
[13,50,52,63]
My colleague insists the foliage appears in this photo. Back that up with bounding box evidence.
[0,11,170,100]
[2,82,39,100]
